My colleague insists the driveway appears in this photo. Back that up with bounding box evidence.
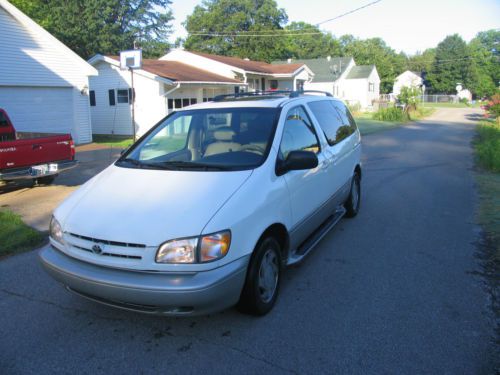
[0,108,497,374]
[0,144,121,231]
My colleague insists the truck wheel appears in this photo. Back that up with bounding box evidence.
[237,237,281,316]
[344,172,361,218]
[36,175,56,186]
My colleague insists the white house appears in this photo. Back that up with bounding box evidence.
[273,57,380,109]
[393,71,423,96]
[88,55,243,136]
[163,49,314,92]
[0,0,97,144]
[88,49,313,136]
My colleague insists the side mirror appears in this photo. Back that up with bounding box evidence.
[276,150,318,176]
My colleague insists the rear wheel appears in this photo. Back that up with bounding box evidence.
[344,172,360,218]
[35,175,56,186]
[237,237,281,315]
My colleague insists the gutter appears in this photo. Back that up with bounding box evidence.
[162,83,181,97]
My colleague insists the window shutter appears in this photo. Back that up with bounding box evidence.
[108,90,115,106]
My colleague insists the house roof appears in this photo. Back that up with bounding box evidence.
[189,51,304,75]
[105,56,241,84]
[0,0,97,76]
[273,57,353,82]
[346,65,375,79]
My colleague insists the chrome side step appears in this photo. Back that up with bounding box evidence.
[287,206,346,266]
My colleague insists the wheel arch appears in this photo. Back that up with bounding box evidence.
[254,223,290,265]
[354,164,362,179]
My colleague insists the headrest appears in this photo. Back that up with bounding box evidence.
[213,129,235,141]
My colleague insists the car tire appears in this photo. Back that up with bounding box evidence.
[344,172,360,218]
[237,237,282,316]
[35,175,56,186]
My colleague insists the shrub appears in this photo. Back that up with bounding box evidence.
[459,97,469,105]
[397,86,421,112]
[483,93,500,123]
[476,120,500,172]
[372,107,408,122]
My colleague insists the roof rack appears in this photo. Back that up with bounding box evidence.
[213,90,332,102]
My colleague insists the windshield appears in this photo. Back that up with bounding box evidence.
[117,107,280,171]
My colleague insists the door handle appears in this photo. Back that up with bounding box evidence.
[32,144,42,150]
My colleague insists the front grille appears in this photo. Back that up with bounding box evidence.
[73,245,142,260]
[68,233,146,248]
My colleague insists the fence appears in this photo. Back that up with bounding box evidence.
[378,94,459,104]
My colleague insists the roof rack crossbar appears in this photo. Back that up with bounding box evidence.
[212,90,333,102]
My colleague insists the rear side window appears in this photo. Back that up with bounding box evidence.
[308,100,355,145]
[331,101,356,143]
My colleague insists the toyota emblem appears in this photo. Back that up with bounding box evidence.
[92,244,103,255]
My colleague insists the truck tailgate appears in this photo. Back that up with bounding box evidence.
[0,135,74,170]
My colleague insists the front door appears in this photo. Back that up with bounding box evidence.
[278,105,331,250]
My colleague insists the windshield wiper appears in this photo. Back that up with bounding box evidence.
[156,161,232,171]
[117,158,161,169]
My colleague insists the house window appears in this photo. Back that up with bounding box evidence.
[369,83,375,92]
[89,90,96,106]
[270,80,278,90]
[190,98,197,105]
[108,89,115,106]
[168,99,174,109]
[182,98,190,107]
[117,89,129,104]
[174,99,182,108]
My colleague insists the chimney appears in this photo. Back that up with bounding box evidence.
[287,58,292,64]
[327,56,331,61]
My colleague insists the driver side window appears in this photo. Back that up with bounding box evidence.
[279,106,320,159]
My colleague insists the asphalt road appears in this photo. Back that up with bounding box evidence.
[0,108,497,374]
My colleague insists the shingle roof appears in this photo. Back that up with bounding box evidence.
[106,56,240,83]
[346,65,375,79]
[189,51,304,75]
[273,57,353,82]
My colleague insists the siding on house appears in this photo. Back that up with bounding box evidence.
[0,1,97,143]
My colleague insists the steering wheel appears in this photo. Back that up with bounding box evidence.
[240,144,266,154]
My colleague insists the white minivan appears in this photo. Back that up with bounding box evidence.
[40,91,362,316]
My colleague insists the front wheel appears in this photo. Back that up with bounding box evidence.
[344,173,361,218]
[237,237,281,316]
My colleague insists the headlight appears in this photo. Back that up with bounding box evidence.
[200,231,231,262]
[156,237,197,263]
[155,230,231,264]
[49,216,64,244]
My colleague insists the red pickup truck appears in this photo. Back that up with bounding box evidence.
[0,108,77,185]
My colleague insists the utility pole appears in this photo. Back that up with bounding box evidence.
[130,68,136,141]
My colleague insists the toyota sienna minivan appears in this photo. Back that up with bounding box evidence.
[40,91,362,316]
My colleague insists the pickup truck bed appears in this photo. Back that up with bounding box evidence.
[0,108,77,183]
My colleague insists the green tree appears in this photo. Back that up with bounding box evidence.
[468,30,500,98]
[10,0,173,59]
[405,49,436,75]
[426,34,476,94]
[282,22,340,59]
[183,0,288,62]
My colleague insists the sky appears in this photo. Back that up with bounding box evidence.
[167,0,500,55]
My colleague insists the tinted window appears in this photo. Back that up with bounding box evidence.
[279,106,320,159]
[331,101,356,143]
[308,100,355,145]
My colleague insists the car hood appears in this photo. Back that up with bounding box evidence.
[56,165,252,246]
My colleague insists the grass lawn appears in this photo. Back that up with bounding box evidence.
[355,107,435,135]
[423,102,483,108]
[474,119,500,260]
[92,134,134,148]
[0,209,47,258]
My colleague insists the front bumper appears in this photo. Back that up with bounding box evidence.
[0,160,78,181]
[39,245,249,316]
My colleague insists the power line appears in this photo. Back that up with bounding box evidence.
[315,0,382,26]
[188,0,383,38]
